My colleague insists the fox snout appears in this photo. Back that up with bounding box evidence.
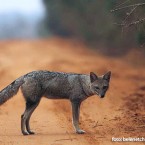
[100,94,105,98]
[99,92,105,98]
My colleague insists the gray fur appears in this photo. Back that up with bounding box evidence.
[0,76,24,105]
[0,70,111,135]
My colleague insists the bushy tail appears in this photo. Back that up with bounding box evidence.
[0,76,24,105]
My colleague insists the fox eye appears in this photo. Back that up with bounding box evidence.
[95,86,99,90]
[103,86,108,89]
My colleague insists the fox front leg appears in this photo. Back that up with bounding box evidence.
[71,100,85,134]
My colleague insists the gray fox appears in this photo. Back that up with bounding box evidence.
[0,70,111,135]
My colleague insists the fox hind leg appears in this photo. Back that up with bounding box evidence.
[21,100,40,135]
[21,113,28,135]
[26,102,39,134]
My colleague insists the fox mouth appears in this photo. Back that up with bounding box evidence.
[95,92,105,98]
[95,91,105,98]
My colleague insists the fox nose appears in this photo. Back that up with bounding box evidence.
[100,94,105,98]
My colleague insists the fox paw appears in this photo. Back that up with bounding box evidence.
[22,132,29,136]
[76,129,86,134]
[28,131,35,135]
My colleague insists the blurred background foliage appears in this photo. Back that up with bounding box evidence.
[42,0,145,55]
[0,0,144,55]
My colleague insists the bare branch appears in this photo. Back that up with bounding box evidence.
[111,3,145,12]
[113,17,145,28]
[123,6,137,22]
[113,23,125,26]
[127,18,145,27]
[115,0,130,9]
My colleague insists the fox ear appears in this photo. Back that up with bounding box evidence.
[103,71,111,81]
[90,72,98,82]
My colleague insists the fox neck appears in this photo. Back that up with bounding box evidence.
[80,75,94,97]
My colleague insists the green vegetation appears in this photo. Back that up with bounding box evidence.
[43,0,145,54]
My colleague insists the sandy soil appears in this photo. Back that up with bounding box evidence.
[0,38,145,145]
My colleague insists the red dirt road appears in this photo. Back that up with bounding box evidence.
[0,38,145,145]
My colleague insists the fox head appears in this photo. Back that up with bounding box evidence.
[90,71,111,98]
